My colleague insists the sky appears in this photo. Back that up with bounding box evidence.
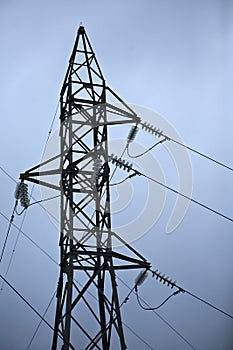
[0,0,233,349]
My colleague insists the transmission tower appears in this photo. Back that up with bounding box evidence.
[20,26,150,349]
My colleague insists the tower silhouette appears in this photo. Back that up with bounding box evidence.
[20,26,150,349]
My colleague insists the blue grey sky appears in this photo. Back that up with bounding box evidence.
[0,0,233,349]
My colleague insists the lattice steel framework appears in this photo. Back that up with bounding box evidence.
[20,26,150,349]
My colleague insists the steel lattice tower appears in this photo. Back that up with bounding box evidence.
[20,26,150,349]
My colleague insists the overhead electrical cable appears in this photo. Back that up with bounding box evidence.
[117,275,197,350]
[109,173,138,187]
[133,268,183,310]
[0,274,75,349]
[0,189,59,293]
[185,289,233,320]
[0,211,57,294]
[139,122,233,172]
[0,211,57,265]
[0,166,17,184]
[142,172,233,224]
[26,290,56,350]
[41,100,59,160]
[170,137,233,172]
[108,154,233,224]
[148,268,233,320]
[127,138,167,159]
[0,201,17,263]
[135,288,182,311]
[122,322,155,350]
[0,209,27,293]
[15,194,61,216]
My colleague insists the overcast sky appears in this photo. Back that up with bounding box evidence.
[0,0,233,349]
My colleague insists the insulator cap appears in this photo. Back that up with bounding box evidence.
[15,182,30,208]
[91,160,102,187]
[141,122,166,138]
[14,183,21,200]
[109,154,133,172]
[135,270,148,287]
[151,269,176,289]
[127,125,139,143]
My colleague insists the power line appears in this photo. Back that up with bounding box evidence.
[117,276,197,350]
[15,194,61,216]
[0,209,27,294]
[26,290,56,350]
[135,288,182,311]
[149,268,233,320]
[0,166,17,184]
[0,211,57,265]
[127,138,167,159]
[41,100,59,160]
[109,173,138,187]
[0,274,75,349]
[141,172,233,224]
[170,137,233,173]
[122,322,156,350]
[0,183,37,293]
[0,197,59,293]
[0,275,53,328]
[72,276,156,350]
[185,290,233,320]
[139,122,233,173]
[0,201,17,263]
[0,193,60,263]
[0,210,57,294]
[109,154,233,224]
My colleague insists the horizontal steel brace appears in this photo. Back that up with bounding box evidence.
[19,177,60,191]
[20,169,61,178]
[72,264,149,271]
[69,250,149,267]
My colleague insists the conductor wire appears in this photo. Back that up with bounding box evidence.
[170,137,233,172]
[0,274,75,349]
[26,290,56,350]
[127,137,167,159]
[142,173,233,224]
[0,201,17,263]
[15,194,61,216]
[135,287,182,311]
[109,173,138,187]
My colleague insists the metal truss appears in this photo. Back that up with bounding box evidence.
[20,26,150,349]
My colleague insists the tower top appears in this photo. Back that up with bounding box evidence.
[78,25,85,34]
